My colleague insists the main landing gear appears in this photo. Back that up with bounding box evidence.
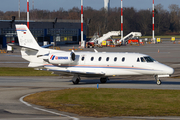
[72,75,162,85]
[100,77,108,83]
[72,75,81,84]
[72,76,109,84]
[155,75,161,85]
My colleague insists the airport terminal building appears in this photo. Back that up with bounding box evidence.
[0,20,86,48]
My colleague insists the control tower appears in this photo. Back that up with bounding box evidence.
[104,0,110,12]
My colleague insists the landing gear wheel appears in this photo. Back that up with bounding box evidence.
[157,79,161,85]
[100,77,107,83]
[155,75,162,85]
[72,78,80,84]
[72,75,81,85]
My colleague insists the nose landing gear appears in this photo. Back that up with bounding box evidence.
[155,75,161,85]
[156,79,161,85]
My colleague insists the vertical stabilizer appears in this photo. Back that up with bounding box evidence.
[16,24,40,50]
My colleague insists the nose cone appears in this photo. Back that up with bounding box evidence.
[165,66,174,75]
[158,63,174,75]
[151,62,174,75]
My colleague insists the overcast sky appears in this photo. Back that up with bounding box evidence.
[0,0,179,12]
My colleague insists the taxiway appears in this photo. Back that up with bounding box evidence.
[0,41,180,119]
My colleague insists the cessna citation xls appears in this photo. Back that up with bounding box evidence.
[13,24,174,85]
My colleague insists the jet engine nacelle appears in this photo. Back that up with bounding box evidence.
[48,52,75,64]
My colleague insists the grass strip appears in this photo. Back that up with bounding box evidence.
[24,88,180,117]
[0,67,57,76]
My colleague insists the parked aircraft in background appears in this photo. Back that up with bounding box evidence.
[13,24,174,85]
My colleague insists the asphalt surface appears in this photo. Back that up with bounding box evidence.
[0,41,180,120]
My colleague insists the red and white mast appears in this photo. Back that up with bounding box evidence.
[19,0,20,19]
[152,0,155,42]
[121,0,124,44]
[81,0,84,48]
[27,0,29,28]
[32,0,34,10]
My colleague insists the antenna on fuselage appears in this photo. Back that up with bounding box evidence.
[94,49,98,53]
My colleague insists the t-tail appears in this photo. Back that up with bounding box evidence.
[16,24,40,50]
[16,24,48,67]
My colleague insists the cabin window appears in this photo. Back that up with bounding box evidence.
[141,57,145,62]
[122,57,125,62]
[137,58,140,62]
[81,56,85,61]
[91,57,94,61]
[114,57,117,62]
[106,57,109,61]
[99,57,102,61]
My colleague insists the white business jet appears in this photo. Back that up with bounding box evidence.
[14,24,174,85]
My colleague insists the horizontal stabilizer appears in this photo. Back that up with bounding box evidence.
[7,43,20,49]
[8,43,38,51]
[28,63,44,67]
[41,44,53,48]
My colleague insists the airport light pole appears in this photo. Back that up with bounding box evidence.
[152,0,155,42]
[81,0,84,48]
[27,0,29,28]
[32,0,34,10]
[121,0,124,45]
[19,0,20,19]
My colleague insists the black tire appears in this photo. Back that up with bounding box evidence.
[100,78,107,83]
[73,78,79,84]
[157,79,161,85]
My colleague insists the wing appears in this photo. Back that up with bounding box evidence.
[47,68,105,77]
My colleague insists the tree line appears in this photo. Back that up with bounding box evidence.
[0,4,180,36]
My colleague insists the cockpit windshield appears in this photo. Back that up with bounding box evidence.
[143,56,156,62]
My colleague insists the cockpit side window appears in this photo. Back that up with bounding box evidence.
[137,58,140,62]
[140,57,145,62]
[144,56,156,62]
